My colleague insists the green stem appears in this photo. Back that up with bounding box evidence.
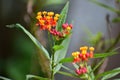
[51,53,55,80]
[47,32,55,80]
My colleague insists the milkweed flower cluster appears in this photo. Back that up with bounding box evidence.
[72,46,94,75]
[36,11,72,40]
[36,11,60,31]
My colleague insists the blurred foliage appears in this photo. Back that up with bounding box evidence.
[88,0,120,79]
[6,32,35,80]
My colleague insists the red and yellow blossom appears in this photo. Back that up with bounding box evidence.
[71,46,95,75]
[72,46,94,63]
[62,23,72,35]
[36,11,60,30]
[36,11,73,40]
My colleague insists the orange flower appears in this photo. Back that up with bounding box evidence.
[36,11,60,31]
[72,46,95,63]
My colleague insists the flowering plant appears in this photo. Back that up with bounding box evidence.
[4,1,120,80]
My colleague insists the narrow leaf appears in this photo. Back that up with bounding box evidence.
[6,24,50,59]
[26,75,48,80]
[87,66,95,80]
[101,67,120,80]
[0,76,11,80]
[57,71,78,78]
[95,67,120,80]
[62,65,75,74]
[89,0,120,14]
[91,52,118,73]
[94,52,118,58]
[59,56,74,63]
[92,58,106,72]
[56,2,69,31]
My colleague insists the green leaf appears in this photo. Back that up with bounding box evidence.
[57,71,78,78]
[112,17,120,23]
[54,36,71,74]
[89,0,120,14]
[101,67,120,80]
[53,45,64,51]
[87,66,95,80]
[6,24,50,59]
[59,56,74,63]
[61,65,75,74]
[95,67,120,80]
[56,2,69,31]
[94,52,118,58]
[0,76,11,80]
[53,2,70,74]
[92,58,106,72]
[26,75,48,80]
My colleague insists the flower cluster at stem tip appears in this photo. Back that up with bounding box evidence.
[36,11,72,40]
[72,46,95,75]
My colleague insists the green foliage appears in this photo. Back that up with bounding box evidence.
[61,65,75,74]
[94,52,118,58]
[92,58,106,72]
[95,67,120,80]
[5,33,36,80]
[53,45,64,51]
[54,36,71,74]
[56,2,69,31]
[0,76,11,80]
[51,2,70,74]
[59,56,74,63]
[87,66,95,80]
[57,71,77,78]
[6,24,50,59]
[89,0,120,14]
[26,75,48,80]
[57,65,78,78]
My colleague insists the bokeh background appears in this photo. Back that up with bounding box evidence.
[0,0,120,80]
